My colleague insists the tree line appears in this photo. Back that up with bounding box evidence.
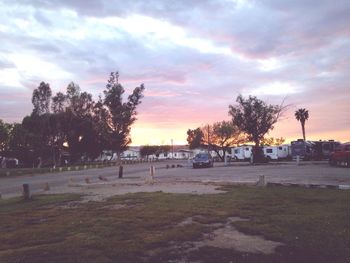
[0,72,145,168]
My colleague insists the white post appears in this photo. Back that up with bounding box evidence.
[296,155,300,166]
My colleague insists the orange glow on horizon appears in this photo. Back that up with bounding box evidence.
[130,123,349,146]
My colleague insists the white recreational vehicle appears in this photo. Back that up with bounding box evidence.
[263,145,291,160]
[231,146,253,161]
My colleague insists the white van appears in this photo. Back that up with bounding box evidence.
[263,145,291,160]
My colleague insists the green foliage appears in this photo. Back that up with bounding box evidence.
[32,82,52,115]
[3,72,145,167]
[229,95,282,147]
[103,72,145,156]
[0,119,11,152]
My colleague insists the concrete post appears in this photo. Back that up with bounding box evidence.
[23,184,31,200]
[296,155,300,166]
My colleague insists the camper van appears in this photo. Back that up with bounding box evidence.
[263,145,291,160]
[291,140,315,160]
[231,146,253,161]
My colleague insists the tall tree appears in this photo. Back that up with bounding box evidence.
[103,72,145,161]
[62,82,96,162]
[52,92,66,113]
[186,128,204,149]
[295,108,309,141]
[8,123,36,167]
[32,82,52,115]
[229,95,283,162]
[0,119,10,153]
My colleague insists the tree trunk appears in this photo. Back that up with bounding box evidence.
[301,122,306,141]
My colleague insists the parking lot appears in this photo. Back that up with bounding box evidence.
[0,160,349,200]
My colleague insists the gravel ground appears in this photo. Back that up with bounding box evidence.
[0,160,349,199]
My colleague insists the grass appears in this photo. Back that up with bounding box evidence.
[0,186,350,262]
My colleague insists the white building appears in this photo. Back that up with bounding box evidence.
[122,147,141,160]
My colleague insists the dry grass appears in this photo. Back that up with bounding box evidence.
[0,185,350,262]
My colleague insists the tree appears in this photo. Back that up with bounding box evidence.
[140,145,158,159]
[0,119,10,153]
[52,92,66,113]
[295,108,309,141]
[186,128,204,149]
[229,95,283,162]
[187,121,245,161]
[261,137,286,146]
[103,72,145,161]
[32,82,52,115]
[211,121,245,161]
[7,123,36,167]
[200,121,245,161]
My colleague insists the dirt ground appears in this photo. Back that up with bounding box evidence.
[1,160,349,200]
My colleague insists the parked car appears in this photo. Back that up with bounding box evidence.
[329,143,350,167]
[192,153,213,168]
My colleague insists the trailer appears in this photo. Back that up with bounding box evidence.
[231,146,253,161]
[312,140,341,160]
[263,145,291,160]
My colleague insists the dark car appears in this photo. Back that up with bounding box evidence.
[193,153,213,168]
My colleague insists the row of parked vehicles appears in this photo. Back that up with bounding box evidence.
[226,140,349,167]
[229,140,341,161]
[192,139,349,168]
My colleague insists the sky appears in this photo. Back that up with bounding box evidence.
[0,0,349,145]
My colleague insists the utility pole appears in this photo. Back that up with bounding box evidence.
[207,125,210,154]
[171,139,174,159]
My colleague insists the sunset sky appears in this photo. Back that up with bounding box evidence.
[0,0,349,145]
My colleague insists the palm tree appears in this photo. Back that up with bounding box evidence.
[295,108,309,140]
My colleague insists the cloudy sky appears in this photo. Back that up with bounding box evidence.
[0,0,349,145]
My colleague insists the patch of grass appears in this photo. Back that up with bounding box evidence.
[0,186,350,262]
